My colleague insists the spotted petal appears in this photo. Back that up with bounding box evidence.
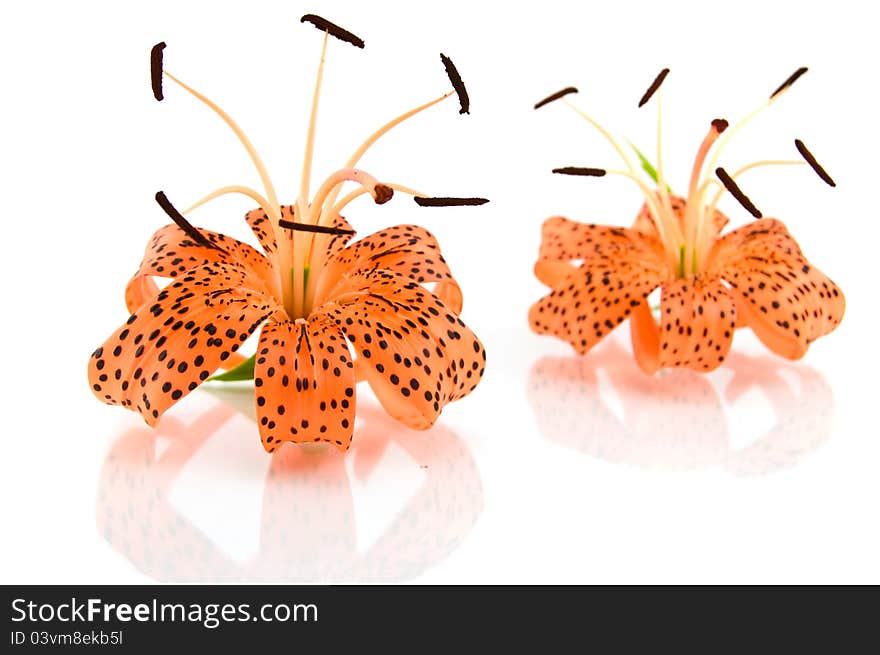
[630,276,736,373]
[530,217,668,354]
[709,218,845,359]
[89,261,282,425]
[245,205,355,260]
[318,269,485,430]
[632,195,729,239]
[124,223,274,314]
[316,224,464,312]
[252,316,356,453]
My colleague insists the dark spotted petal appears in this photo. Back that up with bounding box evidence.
[530,217,669,355]
[709,218,845,359]
[316,269,485,430]
[253,316,356,453]
[630,276,736,373]
[245,205,355,259]
[632,195,729,239]
[89,261,282,425]
[316,224,463,312]
[125,223,274,313]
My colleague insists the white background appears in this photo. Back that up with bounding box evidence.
[2,0,878,583]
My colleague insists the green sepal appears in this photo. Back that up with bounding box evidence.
[208,354,256,382]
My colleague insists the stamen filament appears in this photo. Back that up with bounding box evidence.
[182,185,273,218]
[159,69,290,310]
[654,91,674,236]
[564,100,639,177]
[685,119,728,259]
[343,93,453,169]
[311,168,388,225]
[162,71,281,223]
[606,169,680,265]
[322,92,453,210]
[698,70,807,218]
[300,31,329,205]
[331,182,428,218]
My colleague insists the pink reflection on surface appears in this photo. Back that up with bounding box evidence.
[527,339,832,474]
[96,394,483,582]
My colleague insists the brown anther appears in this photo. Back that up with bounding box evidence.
[534,87,579,110]
[552,167,607,177]
[374,184,394,204]
[150,42,166,101]
[638,68,670,108]
[770,67,808,99]
[440,53,470,114]
[300,14,365,48]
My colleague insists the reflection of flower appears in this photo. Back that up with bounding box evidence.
[527,338,832,474]
[96,394,483,582]
[88,18,487,453]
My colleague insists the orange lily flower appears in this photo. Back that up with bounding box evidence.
[529,68,844,373]
[88,16,487,452]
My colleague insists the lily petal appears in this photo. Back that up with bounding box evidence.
[316,224,464,312]
[319,269,485,430]
[530,218,668,354]
[709,219,845,359]
[631,276,737,373]
[124,223,274,314]
[89,261,282,425]
[245,205,355,259]
[632,196,729,238]
[254,316,356,453]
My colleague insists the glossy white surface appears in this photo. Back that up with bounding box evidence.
[2,0,878,584]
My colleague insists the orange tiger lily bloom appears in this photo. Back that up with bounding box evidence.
[529,68,844,373]
[89,17,487,452]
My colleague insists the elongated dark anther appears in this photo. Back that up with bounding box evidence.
[770,67,808,99]
[414,197,489,207]
[278,219,356,235]
[638,68,670,108]
[795,139,836,187]
[715,168,763,218]
[552,167,607,177]
[440,54,469,114]
[155,191,225,250]
[300,14,365,48]
[534,87,579,110]
[151,42,166,101]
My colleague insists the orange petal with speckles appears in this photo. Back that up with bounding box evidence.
[88,261,282,425]
[245,205,355,259]
[630,276,737,373]
[253,316,356,453]
[123,223,274,371]
[318,269,485,430]
[124,223,274,313]
[530,217,669,354]
[709,218,845,360]
[632,195,729,238]
[315,224,464,312]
